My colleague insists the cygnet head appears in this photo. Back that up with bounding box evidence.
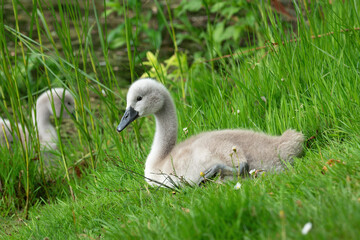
[38,88,75,119]
[117,78,168,132]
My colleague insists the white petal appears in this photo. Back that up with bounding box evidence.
[234,182,241,190]
[249,169,256,175]
[301,222,312,235]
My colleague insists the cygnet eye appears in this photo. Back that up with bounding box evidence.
[136,96,142,101]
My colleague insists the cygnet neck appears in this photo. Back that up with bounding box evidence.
[147,93,178,168]
[32,94,57,143]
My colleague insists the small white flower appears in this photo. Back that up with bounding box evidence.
[234,182,241,190]
[237,109,240,114]
[102,89,106,97]
[301,222,312,235]
[249,169,256,175]
[281,78,285,82]
[183,127,188,135]
[232,146,237,152]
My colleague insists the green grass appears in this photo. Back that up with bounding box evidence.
[1,0,360,239]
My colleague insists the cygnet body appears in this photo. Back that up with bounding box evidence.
[0,118,28,146]
[0,88,75,153]
[32,88,75,150]
[117,78,304,187]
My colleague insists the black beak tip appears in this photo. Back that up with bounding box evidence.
[116,106,139,133]
[116,126,122,133]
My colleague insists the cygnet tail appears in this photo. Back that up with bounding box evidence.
[277,129,305,160]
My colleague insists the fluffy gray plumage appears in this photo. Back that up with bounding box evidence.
[118,78,304,187]
[0,88,75,154]
[0,118,27,146]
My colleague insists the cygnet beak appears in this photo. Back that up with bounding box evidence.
[117,106,139,132]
